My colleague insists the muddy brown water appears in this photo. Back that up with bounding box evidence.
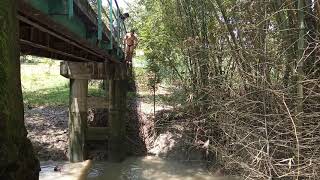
[40,156,235,180]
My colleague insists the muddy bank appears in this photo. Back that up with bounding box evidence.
[24,91,215,169]
[25,106,69,161]
[24,97,147,161]
[141,107,215,163]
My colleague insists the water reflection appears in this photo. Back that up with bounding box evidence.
[40,156,233,180]
[40,161,90,180]
[88,156,217,180]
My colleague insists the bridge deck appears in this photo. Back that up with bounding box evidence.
[19,0,125,63]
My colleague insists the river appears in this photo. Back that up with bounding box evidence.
[40,156,229,180]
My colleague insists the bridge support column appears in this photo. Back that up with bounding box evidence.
[69,78,88,162]
[108,79,128,162]
[61,61,127,162]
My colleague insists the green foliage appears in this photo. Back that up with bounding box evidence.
[132,66,149,92]
[134,0,319,96]
[21,60,104,107]
[88,80,105,96]
[131,0,320,178]
[131,0,186,89]
[21,62,69,106]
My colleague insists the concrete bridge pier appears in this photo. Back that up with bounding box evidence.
[61,61,128,162]
[69,78,88,162]
[108,79,128,162]
[107,64,128,162]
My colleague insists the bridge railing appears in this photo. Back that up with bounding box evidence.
[78,0,127,51]
[96,0,127,51]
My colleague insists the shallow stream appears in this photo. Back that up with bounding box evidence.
[40,156,225,180]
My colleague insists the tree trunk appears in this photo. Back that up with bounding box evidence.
[0,0,40,179]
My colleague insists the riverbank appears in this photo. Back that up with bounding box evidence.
[25,106,69,160]
[22,60,226,177]
[23,87,181,161]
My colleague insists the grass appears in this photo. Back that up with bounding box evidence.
[21,60,104,107]
[20,57,174,107]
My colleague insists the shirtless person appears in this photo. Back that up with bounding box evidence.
[123,29,138,63]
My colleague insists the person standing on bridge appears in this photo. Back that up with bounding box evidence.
[123,29,138,64]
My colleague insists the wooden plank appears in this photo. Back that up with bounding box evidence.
[87,127,109,141]
[87,96,109,109]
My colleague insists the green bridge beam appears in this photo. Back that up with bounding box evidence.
[25,0,126,61]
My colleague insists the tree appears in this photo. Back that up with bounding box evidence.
[135,0,320,178]
[0,1,40,179]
